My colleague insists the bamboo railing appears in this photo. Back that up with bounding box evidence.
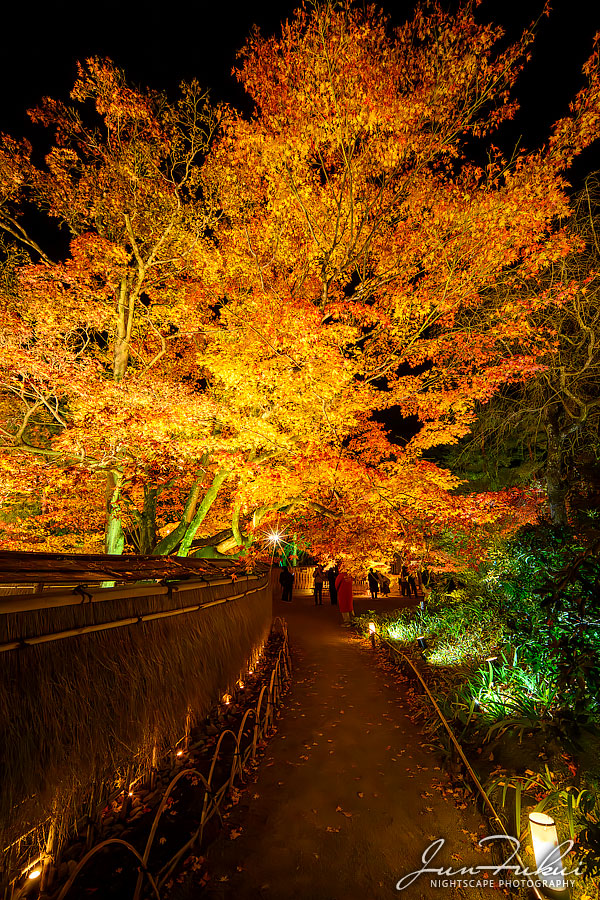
[0,573,265,651]
[372,633,547,900]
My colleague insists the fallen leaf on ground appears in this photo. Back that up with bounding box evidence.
[336,805,353,818]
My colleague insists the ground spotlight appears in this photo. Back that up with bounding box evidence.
[369,621,376,649]
[528,812,569,897]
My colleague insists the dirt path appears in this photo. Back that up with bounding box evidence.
[200,593,496,900]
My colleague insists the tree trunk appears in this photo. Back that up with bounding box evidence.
[113,275,141,381]
[138,486,158,555]
[113,279,131,381]
[105,471,125,555]
[178,469,228,557]
[545,409,568,525]
[152,474,205,556]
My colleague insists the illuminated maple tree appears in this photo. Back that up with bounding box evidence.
[441,173,600,525]
[1,2,600,564]
[195,0,600,560]
[0,59,229,552]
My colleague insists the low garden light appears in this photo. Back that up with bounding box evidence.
[528,812,568,896]
[369,621,376,649]
[222,693,232,706]
[417,635,427,651]
[28,870,41,881]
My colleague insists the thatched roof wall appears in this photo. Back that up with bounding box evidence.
[0,550,243,584]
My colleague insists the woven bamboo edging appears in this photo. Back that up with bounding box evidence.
[9,618,292,900]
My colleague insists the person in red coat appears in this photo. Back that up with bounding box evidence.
[335,568,354,625]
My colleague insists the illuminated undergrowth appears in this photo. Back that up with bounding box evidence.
[358,523,600,891]
[362,524,600,745]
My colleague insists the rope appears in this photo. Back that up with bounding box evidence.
[380,637,545,900]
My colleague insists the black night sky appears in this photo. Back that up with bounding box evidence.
[2,0,600,182]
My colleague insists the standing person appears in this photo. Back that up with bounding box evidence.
[407,566,418,598]
[279,564,294,602]
[327,564,338,605]
[335,567,354,625]
[399,564,410,597]
[420,568,433,606]
[312,564,325,605]
[378,572,391,596]
[367,568,379,601]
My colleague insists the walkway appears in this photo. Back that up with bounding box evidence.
[200,592,493,899]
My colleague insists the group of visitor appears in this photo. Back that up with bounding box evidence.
[398,564,419,598]
[366,568,391,600]
[279,562,355,625]
[367,564,430,599]
[311,562,354,624]
[279,559,432,626]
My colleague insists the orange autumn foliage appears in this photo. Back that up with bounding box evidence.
[1,3,600,565]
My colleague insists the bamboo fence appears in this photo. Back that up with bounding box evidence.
[0,564,273,894]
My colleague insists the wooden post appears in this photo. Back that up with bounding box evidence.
[39,808,58,895]
[184,708,192,751]
[149,741,158,790]
[85,782,96,851]
[118,765,132,820]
